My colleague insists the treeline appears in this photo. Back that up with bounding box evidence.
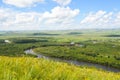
[33,33,59,36]
[12,39,38,43]
[0,42,42,57]
[0,39,4,43]
[10,38,50,43]
[104,35,120,37]
[67,32,82,35]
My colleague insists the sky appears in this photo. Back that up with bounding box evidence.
[0,0,120,31]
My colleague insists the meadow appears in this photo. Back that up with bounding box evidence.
[0,56,120,80]
[0,29,120,80]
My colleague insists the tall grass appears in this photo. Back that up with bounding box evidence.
[0,56,120,80]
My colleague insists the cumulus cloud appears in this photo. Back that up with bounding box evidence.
[42,6,80,25]
[0,6,80,30]
[81,10,107,24]
[114,12,120,26]
[80,10,120,28]
[0,8,43,30]
[1,7,120,30]
[2,0,44,8]
[53,0,71,6]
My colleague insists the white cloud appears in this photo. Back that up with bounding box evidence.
[0,8,43,30]
[0,6,80,30]
[3,0,44,8]
[53,0,71,6]
[80,10,120,29]
[1,7,120,30]
[42,6,80,25]
[81,10,107,24]
[114,12,120,26]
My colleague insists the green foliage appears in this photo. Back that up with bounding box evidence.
[33,33,59,36]
[12,38,38,43]
[0,43,30,56]
[67,32,82,35]
[0,56,120,80]
[34,41,120,69]
[0,29,120,79]
[0,37,66,57]
[0,39,4,43]
[104,35,120,37]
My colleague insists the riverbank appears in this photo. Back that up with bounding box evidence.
[25,49,120,73]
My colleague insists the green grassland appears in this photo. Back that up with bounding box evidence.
[0,56,120,80]
[0,29,120,80]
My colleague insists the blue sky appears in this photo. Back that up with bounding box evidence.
[0,0,120,30]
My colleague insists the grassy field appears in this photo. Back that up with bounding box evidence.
[0,56,120,80]
[0,29,120,80]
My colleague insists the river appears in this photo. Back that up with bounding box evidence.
[24,49,120,73]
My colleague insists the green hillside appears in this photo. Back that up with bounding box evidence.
[0,56,120,80]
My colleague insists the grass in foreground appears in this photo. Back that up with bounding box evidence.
[0,56,120,80]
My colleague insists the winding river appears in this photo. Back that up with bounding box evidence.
[24,49,120,73]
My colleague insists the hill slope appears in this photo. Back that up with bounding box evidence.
[0,56,120,80]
